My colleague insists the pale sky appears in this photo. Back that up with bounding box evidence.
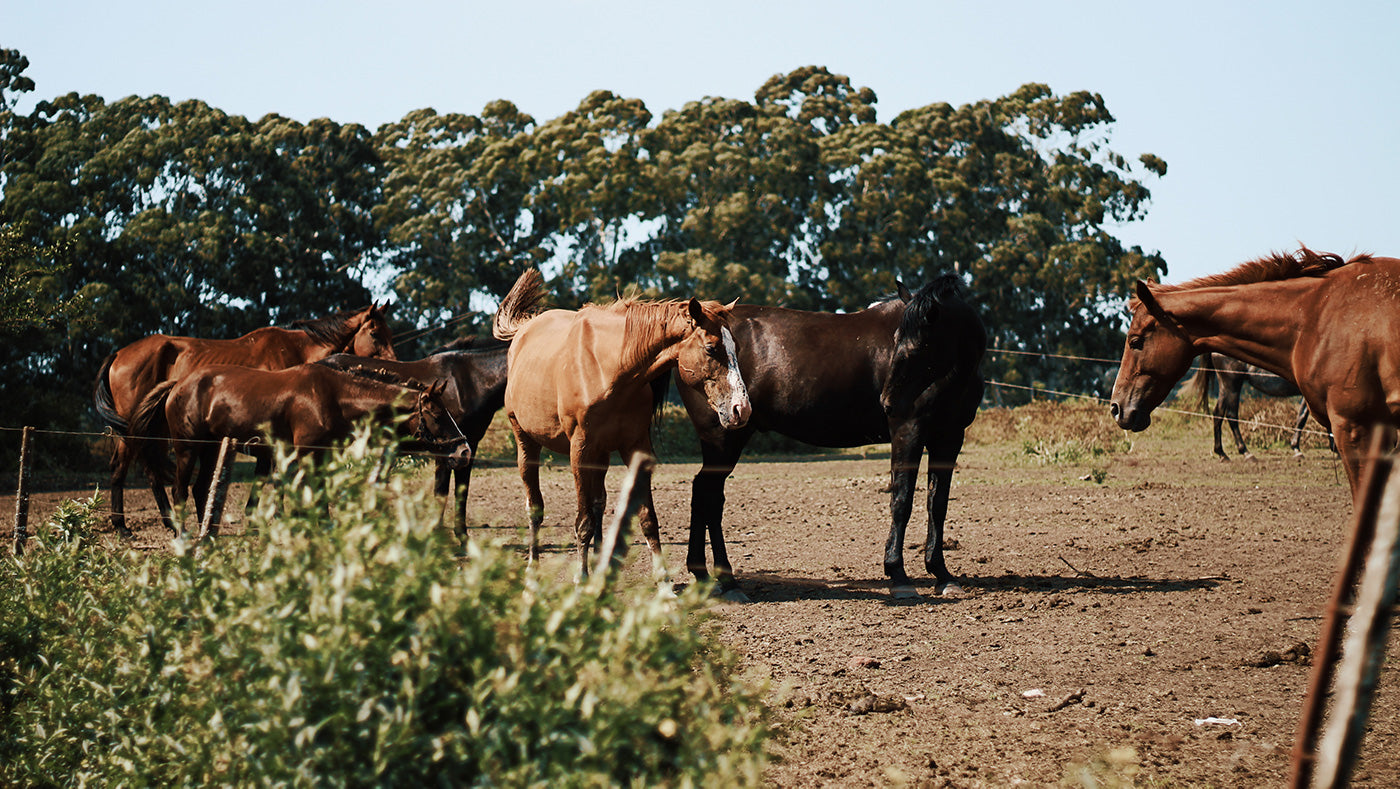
[6,0,1397,284]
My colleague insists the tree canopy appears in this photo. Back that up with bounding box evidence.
[0,52,1166,461]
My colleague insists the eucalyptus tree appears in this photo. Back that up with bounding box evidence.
[373,101,542,342]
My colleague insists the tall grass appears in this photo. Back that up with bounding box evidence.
[0,424,767,786]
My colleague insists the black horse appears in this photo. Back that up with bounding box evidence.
[317,336,508,538]
[679,275,986,597]
[1184,352,1318,459]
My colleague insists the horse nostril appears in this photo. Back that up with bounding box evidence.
[1110,402,1121,420]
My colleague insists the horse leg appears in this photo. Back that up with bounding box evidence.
[570,444,608,580]
[108,436,135,537]
[688,434,746,592]
[923,428,968,595]
[454,463,472,545]
[1221,378,1251,458]
[513,427,545,563]
[242,450,272,528]
[1329,416,1391,503]
[170,443,196,537]
[882,422,923,591]
[1291,400,1309,455]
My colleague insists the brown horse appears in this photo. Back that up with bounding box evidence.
[1109,247,1391,498]
[130,363,470,535]
[94,304,397,535]
[492,268,752,578]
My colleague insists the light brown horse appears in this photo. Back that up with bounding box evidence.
[130,363,470,535]
[94,305,397,535]
[492,268,752,578]
[1109,247,1392,499]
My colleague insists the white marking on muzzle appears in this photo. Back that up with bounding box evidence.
[720,327,750,425]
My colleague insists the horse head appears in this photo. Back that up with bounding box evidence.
[413,380,472,468]
[676,299,752,430]
[350,302,399,361]
[881,276,982,419]
[1109,281,1196,431]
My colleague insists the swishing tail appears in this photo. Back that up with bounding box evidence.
[492,268,546,341]
[128,380,177,485]
[1180,352,1216,413]
[93,353,128,434]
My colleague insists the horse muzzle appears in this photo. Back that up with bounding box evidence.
[1109,400,1151,432]
[443,440,474,469]
[719,396,752,430]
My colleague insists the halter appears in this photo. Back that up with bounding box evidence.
[412,387,470,451]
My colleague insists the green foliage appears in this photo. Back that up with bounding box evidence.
[0,426,768,786]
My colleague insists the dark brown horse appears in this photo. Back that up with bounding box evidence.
[680,275,986,597]
[94,305,397,535]
[1110,247,1391,499]
[1182,352,1316,459]
[316,336,509,539]
[492,268,751,579]
[130,363,470,534]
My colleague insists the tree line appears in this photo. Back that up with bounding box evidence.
[0,49,1166,467]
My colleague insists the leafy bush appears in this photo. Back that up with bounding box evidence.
[0,425,768,786]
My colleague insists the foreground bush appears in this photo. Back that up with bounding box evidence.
[0,426,767,786]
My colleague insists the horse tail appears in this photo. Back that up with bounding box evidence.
[650,370,672,423]
[1180,353,1216,412]
[128,380,178,484]
[492,268,547,341]
[93,353,129,434]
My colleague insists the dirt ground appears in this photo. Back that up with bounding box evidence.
[6,418,1399,787]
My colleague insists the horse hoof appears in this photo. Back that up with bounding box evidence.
[1242,453,1257,462]
[717,588,750,603]
[937,581,964,598]
[891,585,921,599]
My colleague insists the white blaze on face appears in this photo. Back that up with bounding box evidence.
[719,326,751,426]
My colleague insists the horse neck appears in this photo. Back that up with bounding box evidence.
[333,374,416,423]
[1159,281,1308,378]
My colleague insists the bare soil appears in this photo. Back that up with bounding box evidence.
[7,418,1399,787]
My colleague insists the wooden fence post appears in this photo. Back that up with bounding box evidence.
[1290,429,1393,787]
[195,437,237,545]
[592,452,656,582]
[12,426,34,555]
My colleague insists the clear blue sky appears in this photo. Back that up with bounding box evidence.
[7,0,1397,284]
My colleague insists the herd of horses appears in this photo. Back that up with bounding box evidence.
[92,245,1393,593]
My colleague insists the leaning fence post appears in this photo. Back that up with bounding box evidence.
[12,426,34,555]
[1289,429,1391,788]
[195,437,237,545]
[592,452,656,583]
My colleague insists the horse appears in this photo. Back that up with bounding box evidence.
[1182,352,1316,459]
[316,335,509,540]
[129,362,471,535]
[93,304,398,536]
[679,275,986,597]
[491,268,752,579]
[1109,247,1393,500]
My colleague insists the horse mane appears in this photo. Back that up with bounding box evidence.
[899,274,966,335]
[616,298,715,375]
[1158,247,1369,292]
[333,364,430,392]
[288,307,371,345]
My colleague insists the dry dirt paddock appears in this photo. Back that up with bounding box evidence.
[6,408,1399,787]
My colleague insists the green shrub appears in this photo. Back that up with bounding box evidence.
[0,424,767,787]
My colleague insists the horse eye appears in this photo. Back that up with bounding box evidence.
[1128,335,1144,350]
[705,343,722,359]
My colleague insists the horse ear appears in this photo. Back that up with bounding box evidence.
[896,281,913,303]
[724,297,739,310]
[1134,280,1166,317]
[687,297,705,325]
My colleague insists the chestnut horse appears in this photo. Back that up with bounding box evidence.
[1110,247,1391,499]
[492,268,752,578]
[130,363,470,534]
[316,335,509,540]
[680,275,986,596]
[94,305,397,535]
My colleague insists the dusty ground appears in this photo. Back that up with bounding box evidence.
[6,413,1399,787]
